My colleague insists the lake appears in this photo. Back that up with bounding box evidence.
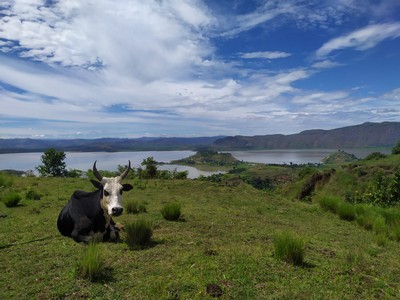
[0,148,392,178]
[228,148,392,164]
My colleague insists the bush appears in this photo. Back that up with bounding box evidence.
[337,202,356,221]
[161,203,181,221]
[318,196,340,213]
[125,219,153,249]
[364,152,387,160]
[273,231,305,265]
[126,200,147,214]
[76,243,107,282]
[392,140,400,155]
[2,192,21,207]
[0,175,13,188]
[26,190,42,200]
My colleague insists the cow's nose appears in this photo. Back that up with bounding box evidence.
[112,207,123,216]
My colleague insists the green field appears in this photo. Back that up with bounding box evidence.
[1,156,400,299]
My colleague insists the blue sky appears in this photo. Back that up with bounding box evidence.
[1,0,400,139]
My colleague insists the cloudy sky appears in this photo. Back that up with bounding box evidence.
[1,0,400,139]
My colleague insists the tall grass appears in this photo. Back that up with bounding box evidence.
[273,231,305,266]
[125,219,153,249]
[76,243,107,282]
[161,202,181,221]
[126,200,147,214]
[337,202,356,221]
[318,195,340,213]
[2,192,21,207]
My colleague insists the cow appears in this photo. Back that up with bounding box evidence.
[57,161,133,243]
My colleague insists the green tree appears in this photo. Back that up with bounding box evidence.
[141,157,158,179]
[36,148,67,177]
[392,140,400,155]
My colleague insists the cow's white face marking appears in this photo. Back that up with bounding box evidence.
[101,177,124,216]
[92,160,133,217]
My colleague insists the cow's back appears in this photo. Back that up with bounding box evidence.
[57,201,74,236]
[57,189,102,237]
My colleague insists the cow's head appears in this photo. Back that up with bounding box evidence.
[91,161,133,217]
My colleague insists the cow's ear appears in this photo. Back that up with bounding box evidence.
[90,180,103,189]
[122,183,133,191]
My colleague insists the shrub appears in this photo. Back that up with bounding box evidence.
[392,140,400,155]
[161,203,181,221]
[126,200,147,214]
[25,189,42,200]
[0,175,13,188]
[125,219,153,249]
[364,152,387,160]
[2,192,21,207]
[318,196,341,213]
[273,231,305,265]
[337,202,356,221]
[76,243,107,281]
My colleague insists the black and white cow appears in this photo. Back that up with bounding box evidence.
[57,161,133,243]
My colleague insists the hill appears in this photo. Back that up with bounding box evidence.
[1,160,400,298]
[0,136,224,154]
[321,150,359,164]
[1,121,399,153]
[213,121,400,149]
[171,150,240,166]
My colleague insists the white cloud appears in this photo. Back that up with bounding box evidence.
[0,0,214,81]
[316,22,400,58]
[311,60,343,69]
[241,51,291,60]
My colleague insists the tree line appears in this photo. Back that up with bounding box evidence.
[36,148,188,180]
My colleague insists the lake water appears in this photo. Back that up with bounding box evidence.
[0,148,392,178]
[228,148,392,165]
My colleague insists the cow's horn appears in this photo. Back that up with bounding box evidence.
[120,160,131,179]
[93,161,103,181]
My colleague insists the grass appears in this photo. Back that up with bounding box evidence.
[161,202,181,221]
[125,219,153,249]
[1,174,400,298]
[336,201,356,221]
[273,231,305,265]
[2,191,22,207]
[125,199,147,214]
[76,242,108,281]
[318,195,341,213]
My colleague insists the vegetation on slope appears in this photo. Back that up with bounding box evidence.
[321,150,359,164]
[2,146,400,298]
[171,150,240,167]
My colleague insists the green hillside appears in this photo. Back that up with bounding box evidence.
[1,154,400,298]
[171,150,240,166]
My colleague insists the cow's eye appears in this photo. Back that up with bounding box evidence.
[104,190,110,196]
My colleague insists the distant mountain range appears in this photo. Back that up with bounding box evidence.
[0,137,223,154]
[213,122,400,150]
[0,122,399,153]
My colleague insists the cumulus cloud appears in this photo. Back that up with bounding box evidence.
[0,0,214,81]
[316,22,400,58]
[0,0,399,138]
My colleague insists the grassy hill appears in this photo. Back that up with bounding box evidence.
[1,155,400,298]
[214,121,400,149]
[171,150,240,167]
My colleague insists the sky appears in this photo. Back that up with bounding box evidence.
[0,0,400,139]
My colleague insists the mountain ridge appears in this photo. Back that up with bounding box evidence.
[0,122,399,153]
[213,122,400,150]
